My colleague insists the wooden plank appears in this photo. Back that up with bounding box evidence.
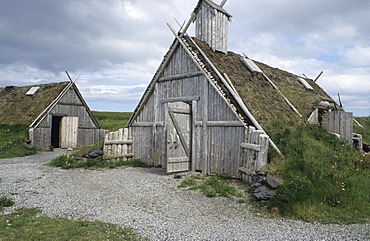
[191,100,197,172]
[104,154,135,160]
[207,121,245,127]
[240,142,260,151]
[160,96,200,104]
[168,110,190,157]
[256,134,269,170]
[104,140,133,145]
[158,71,203,82]
[131,122,155,127]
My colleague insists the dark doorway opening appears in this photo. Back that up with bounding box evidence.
[51,116,62,148]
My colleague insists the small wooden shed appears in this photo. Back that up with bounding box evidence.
[0,81,103,149]
[128,0,343,176]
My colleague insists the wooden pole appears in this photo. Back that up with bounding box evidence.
[220,0,228,7]
[314,71,323,82]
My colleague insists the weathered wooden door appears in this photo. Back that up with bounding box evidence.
[60,117,78,149]
[166,102,192,173]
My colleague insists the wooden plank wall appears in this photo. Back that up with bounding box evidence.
[60,116,78,148]
[31,88,102,148]
[195,2,229,53]
[322,111,353,145]
[239,126,269,183]
[103,128,134,160]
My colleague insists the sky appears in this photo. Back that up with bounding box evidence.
[0,0,369,116]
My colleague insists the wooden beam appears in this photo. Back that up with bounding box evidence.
[131,122,164,127]
[240,142,261,151]
[158,71,203,82]
[207,121,245,127]
[314,71,323,82]
[104,154,135,160]
[161,96,200,103]
[104,140,133,145]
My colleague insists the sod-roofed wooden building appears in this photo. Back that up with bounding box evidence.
[0,81,103,149]
[127,0,344,177]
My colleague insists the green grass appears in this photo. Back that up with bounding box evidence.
[0,124,37,159]
[354,117,370,144]
[267,122,370,224]
[179,174,245,200]
[92,111,132,131]
[0,208,143,241]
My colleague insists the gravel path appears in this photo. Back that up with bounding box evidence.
[0,150,369,240]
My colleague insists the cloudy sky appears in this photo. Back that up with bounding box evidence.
[0,0,369,116]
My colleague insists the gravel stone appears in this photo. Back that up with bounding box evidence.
[0,150,369,241]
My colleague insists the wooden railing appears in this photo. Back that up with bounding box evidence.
[103,128,134,160]
[238,126,269,183]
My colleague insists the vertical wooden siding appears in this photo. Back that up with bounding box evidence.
[195,2,229,53]
[32,88,101,148]
[322,111,353,145]
[131,43,247,177]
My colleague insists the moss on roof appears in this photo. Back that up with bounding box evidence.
[192,38,335,132]
[0,82,69,125]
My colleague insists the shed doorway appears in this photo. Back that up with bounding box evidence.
[51,116,62,148]
[166,102,192,173]
[51,116,78,149]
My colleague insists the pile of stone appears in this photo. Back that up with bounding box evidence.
[241,166,283,203]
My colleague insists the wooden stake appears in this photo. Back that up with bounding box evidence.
[314,71,323,82]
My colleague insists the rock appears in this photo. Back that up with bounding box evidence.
[87,150,104,158]
[265,176,281,189]
[173,174,183,179]
[363,143,370,153]
[250,182,263,190]
[253,186,276,200]
[251,175,264,183]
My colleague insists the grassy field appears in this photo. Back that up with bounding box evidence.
[0,208,143,241]
[92,111,132,131]
[0,124,37,159]
[268,122,370,224]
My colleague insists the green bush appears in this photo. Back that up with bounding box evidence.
[268,123,370,223]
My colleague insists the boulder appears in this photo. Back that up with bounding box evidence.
[265,176,282,189]
[87,150,104,158]
[253,186,276,200]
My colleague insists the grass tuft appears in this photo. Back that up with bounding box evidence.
[179,175,242,199]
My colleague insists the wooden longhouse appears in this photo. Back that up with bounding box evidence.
[127,0,345,177]
[0,81,103,149]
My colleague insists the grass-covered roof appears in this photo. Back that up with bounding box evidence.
[0,82,69,125]
[192,38,336,132]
